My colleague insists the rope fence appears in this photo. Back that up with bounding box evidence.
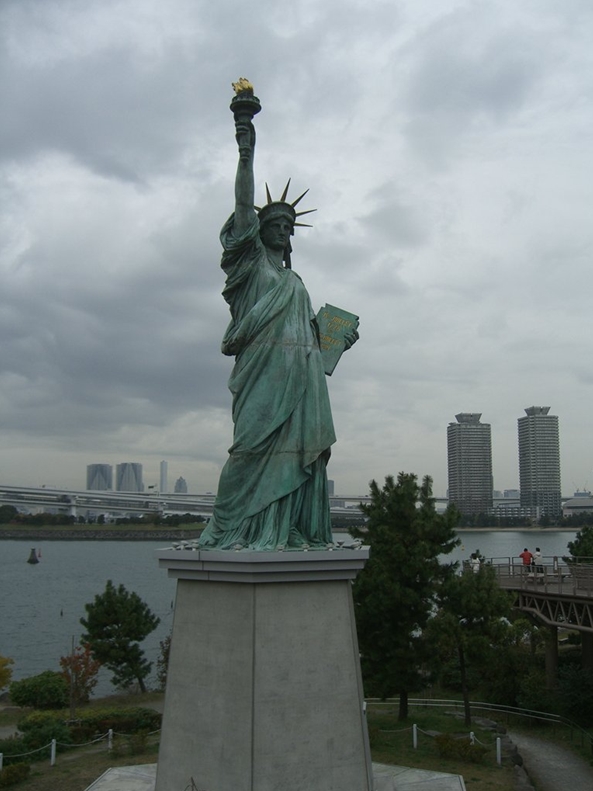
[377,721,504,765]
[0,725,163,771]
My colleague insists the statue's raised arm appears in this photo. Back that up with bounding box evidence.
[230,79,261,237]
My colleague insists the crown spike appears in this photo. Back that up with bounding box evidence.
[265,183,273,204]
[291,188,310,208]
[294,222,314,228]
[295,208,317,218]
[280,179,292,202]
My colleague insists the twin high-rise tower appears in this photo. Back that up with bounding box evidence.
[518,406,561,517]
[447,406,561,518]
[447,413,493,516]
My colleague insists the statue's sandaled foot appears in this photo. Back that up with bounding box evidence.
[287,527,310,549]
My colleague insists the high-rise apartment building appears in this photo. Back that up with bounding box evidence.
[159,461,168,494]
[86,464,113,490]
[447,413,493,516]
[116,462,144,492]
[174,476,188,494]
[518,406,561,517]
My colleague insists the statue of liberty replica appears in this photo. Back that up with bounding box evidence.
[199,79,358,551]
[154,83,370,791]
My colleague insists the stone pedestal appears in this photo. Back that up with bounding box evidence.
[154,548,372,791]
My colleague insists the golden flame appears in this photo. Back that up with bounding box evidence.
[232,78,254,94]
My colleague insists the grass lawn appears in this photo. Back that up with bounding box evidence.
[368,706,516,790]
[1,694,523,791]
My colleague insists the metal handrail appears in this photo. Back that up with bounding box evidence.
[486,558,593,597]
[366,697,593,753]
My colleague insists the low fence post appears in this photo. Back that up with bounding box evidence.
[470,731,475,745]
[50,739,56,767]
[108,729,113,750]
[496,737,502,766]
[412,723,418,749]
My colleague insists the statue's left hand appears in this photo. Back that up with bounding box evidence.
[343,328,359,351]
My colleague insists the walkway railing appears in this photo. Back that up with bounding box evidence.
[481,556,593,598]
[368,697,593,755]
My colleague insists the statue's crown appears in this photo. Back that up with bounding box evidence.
[256,180,316,228]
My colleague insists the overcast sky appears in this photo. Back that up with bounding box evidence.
[1,0,593,498]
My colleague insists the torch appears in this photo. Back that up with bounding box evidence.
[230,78,261,161]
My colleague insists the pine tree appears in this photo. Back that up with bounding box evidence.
[80,581,160,693]
[427,563,512,725]
[351,473,459,719]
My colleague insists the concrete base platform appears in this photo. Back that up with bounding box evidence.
[84,762,466,791]
[84,763,157,790]
[153,548,373,791]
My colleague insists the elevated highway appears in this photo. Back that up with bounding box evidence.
[0,484,216,519]
[0,484,376,521]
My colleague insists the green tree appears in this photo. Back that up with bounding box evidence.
[10,671,68,709]
[59,643,101,705]
[557,665,593,726]
[0,656,14,690]
[0,505,17,524]
[477,616,545,706]
[427,564,513,725]
[351,473,459,720]
[566,525,593,560]
[80,581,160,693]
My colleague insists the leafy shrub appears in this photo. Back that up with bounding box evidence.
[10,671,68,710]
[128,729,150,755]
[0,763,31,787]
[16,706,160,749]
[557,665,593,727]
[21,721,72,752]
[17,710,63,733]
[434,733,488,763]
[517,668,561,716]
[0,656,14,692]
[0,737,28,767]
[75,706,161,735]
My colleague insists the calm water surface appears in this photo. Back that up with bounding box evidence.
[448,529,576,565]
[0,531,577,695]
[0,541,176,695]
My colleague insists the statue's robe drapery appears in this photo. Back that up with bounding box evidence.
[198,215,336,550]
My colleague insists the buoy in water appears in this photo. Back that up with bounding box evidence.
[27,548,40,564]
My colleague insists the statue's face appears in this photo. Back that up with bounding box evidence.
[260,218,293,251]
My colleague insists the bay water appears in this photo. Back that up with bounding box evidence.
[0,540,176,696]
[0,531,577,696]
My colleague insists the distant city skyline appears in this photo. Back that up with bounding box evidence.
[4,405,589,502]
[84,460,191,494]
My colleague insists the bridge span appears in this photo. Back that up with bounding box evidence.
[489,557,593,685]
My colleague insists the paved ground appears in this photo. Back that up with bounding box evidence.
[84,763,466,791]
[510,731,593,791]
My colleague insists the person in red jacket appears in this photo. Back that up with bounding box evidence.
[519,547,534,566]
